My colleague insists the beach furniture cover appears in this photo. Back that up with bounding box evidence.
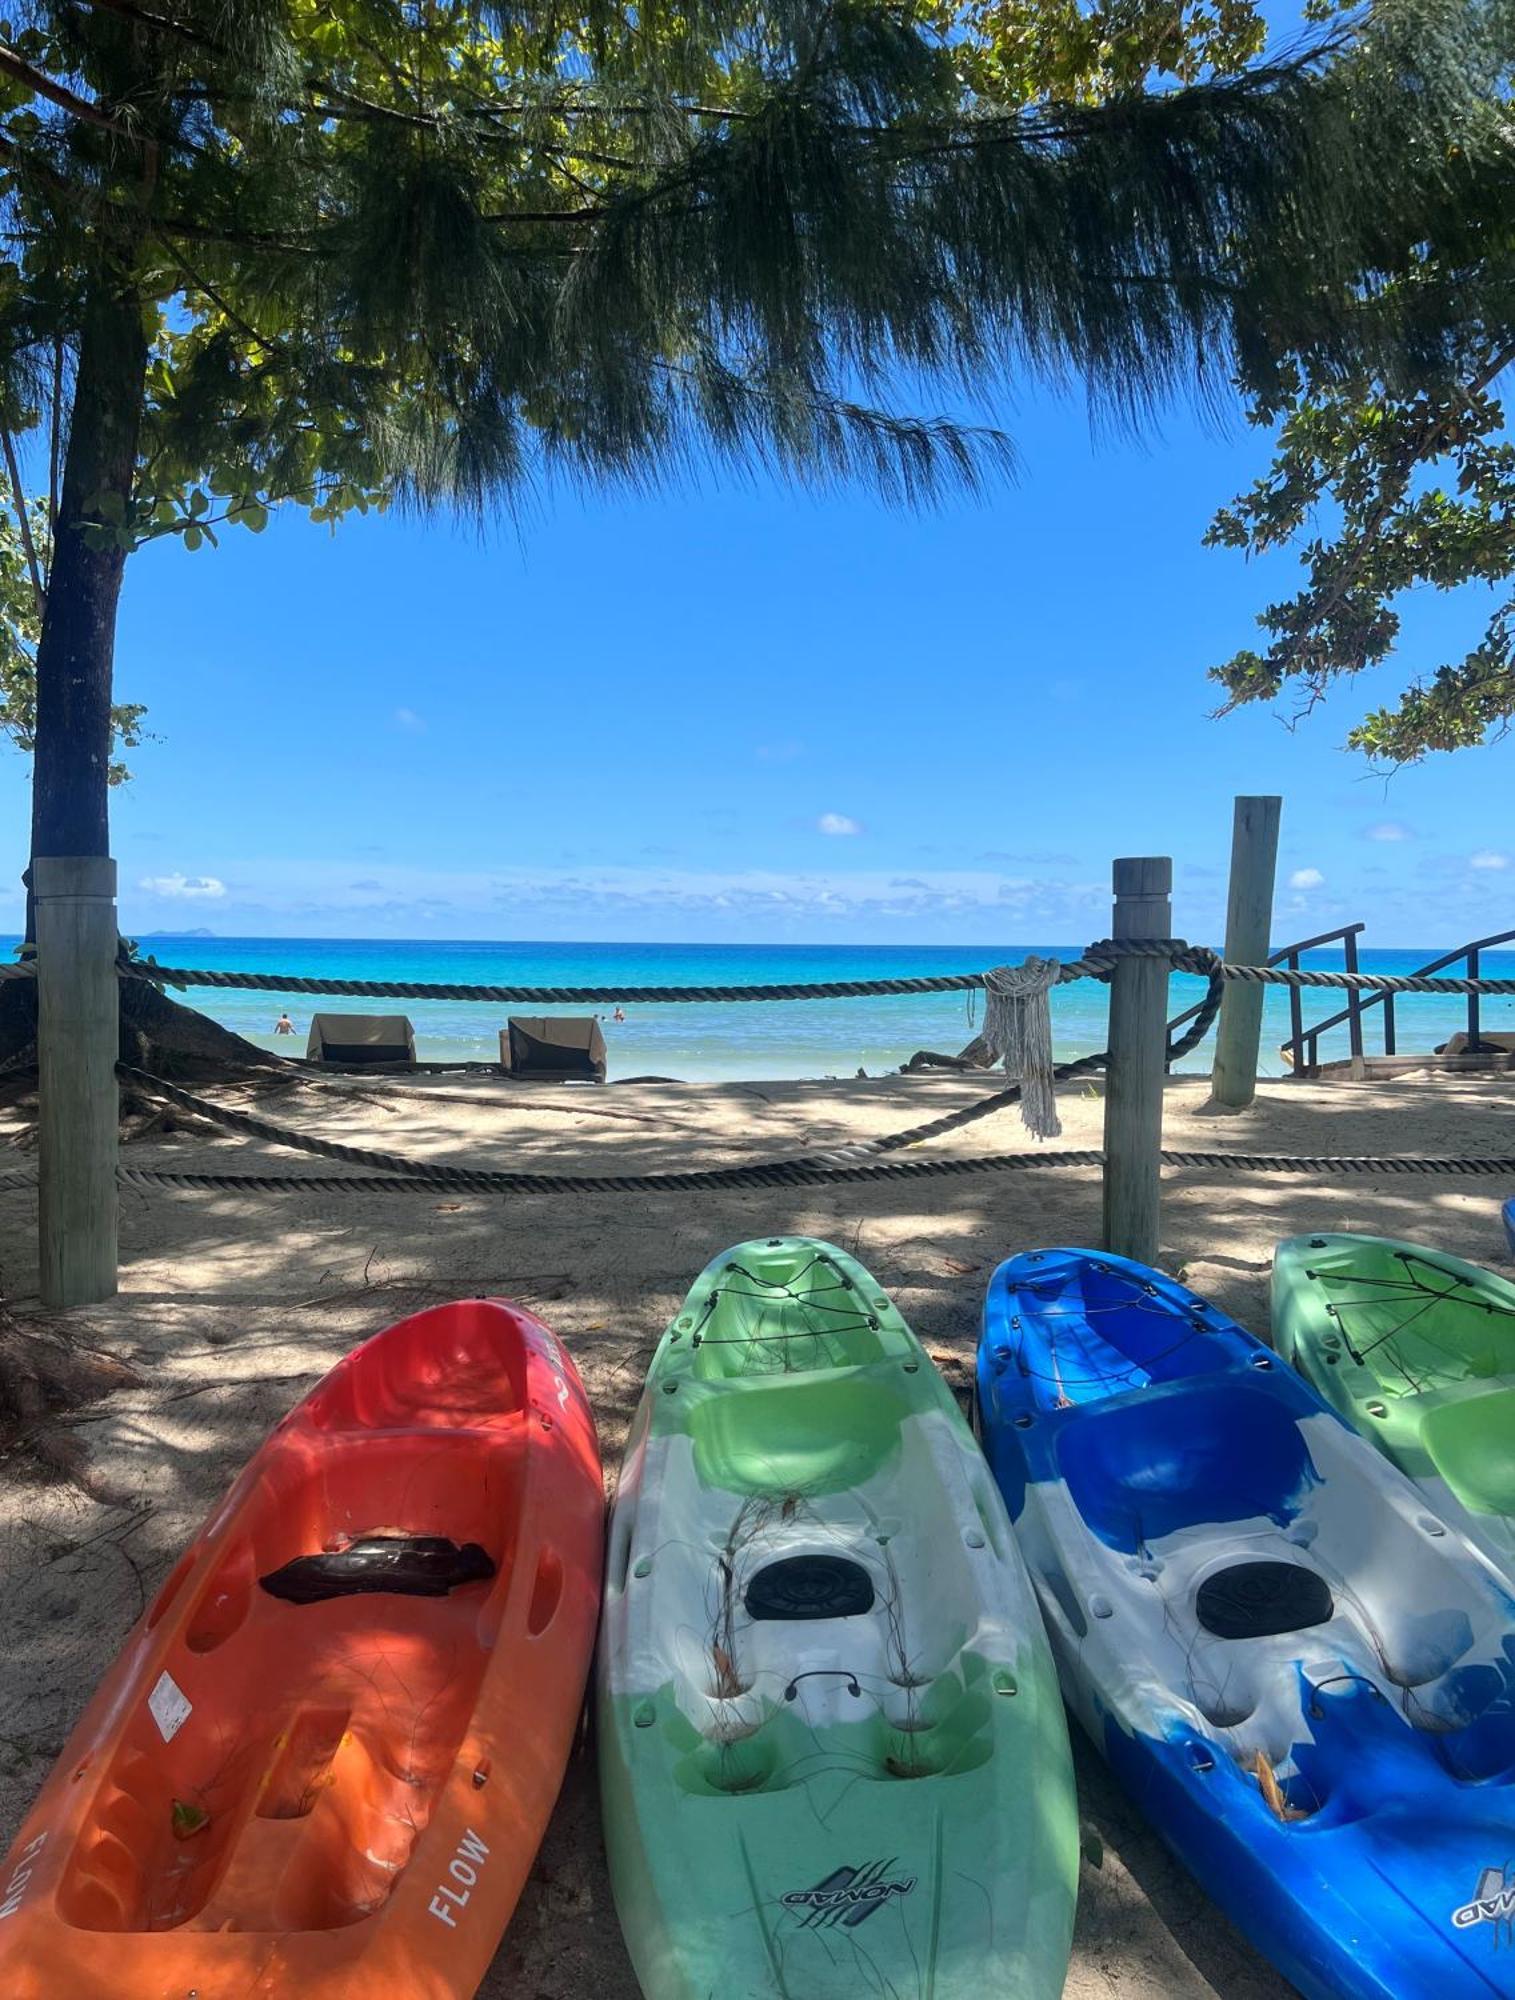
[1437,1031,1515,1058]
[1274,1232,1515,1580]
[977,1247,1515,2000]
[0,1300,603,1999]
[500,1015,607,1082]
[598,1235,1077,2000]
[306,1010,417,1066]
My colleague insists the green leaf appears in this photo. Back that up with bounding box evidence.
[182,522,204,551]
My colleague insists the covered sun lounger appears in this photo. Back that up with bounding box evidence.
[306,1012,417,1067]
[500,1015,607,1083]
[1435,1031,1515,1057]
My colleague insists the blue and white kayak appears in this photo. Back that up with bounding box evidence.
[1504,1196,1514,1258]
[976,1247,1515,2000]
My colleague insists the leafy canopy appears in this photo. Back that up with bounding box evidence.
[0,0,1373,547]
[1207,0,1515,763]
[0,0,1441,860]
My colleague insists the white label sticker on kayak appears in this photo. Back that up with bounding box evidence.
[148,1671,191,1743]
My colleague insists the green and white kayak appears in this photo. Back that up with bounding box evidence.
[1273,1232,1515,1575]
[597,1236,1077,2000]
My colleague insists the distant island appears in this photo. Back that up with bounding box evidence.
[142,928,217,938]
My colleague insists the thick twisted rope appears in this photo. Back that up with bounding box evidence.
[123,939,1212,1005]
[5,1143,1512,1200]
[115,947,1515,1003]
[6,941,1510,1003]
[1227,966,1515,996]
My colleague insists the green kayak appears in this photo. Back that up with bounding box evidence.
[597,1236,1077,2000]
[1273,1232,1515,1575]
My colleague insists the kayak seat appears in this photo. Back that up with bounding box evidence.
[1420,1385,1515,1519]
[1057,1383,1320,1554]
[690,1376,908,1497]
[303,1298,530,1430]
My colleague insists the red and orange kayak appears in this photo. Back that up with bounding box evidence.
[0,1298,603,1997]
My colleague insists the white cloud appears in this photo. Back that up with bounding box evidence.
[138,873,226,900]
[394,707,426,732]
[1288,867,1324,890]
[120,856,1110,941]
[817,812,862,837]
[1471,849,1509,871]
[1366,821,1412,842]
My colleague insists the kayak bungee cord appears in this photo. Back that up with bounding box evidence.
[1304,1249,1515,1389]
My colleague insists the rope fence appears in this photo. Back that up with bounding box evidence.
[117,947,1515,1004]
[2,932,1509,1203]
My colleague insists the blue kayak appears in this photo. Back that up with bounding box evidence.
[976,1247,1515,2000]
[1504,1196,1514,1258]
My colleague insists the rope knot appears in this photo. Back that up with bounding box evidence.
[981,958,1063,1139]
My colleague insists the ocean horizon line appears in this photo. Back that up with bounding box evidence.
[14,930,1506,955]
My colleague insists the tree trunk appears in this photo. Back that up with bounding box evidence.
[29,272,150,865]
[0,974,283,1084]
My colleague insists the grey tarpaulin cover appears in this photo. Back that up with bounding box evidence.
[306,1013,417,1066]
[501,1016,608,1083]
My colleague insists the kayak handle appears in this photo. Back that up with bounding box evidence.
[784,1670,862,1702]
[1303,1671,1388,1719]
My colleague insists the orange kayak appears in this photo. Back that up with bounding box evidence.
[0,1298,603,1998]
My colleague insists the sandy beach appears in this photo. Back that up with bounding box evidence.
[2,1063,1511,1999]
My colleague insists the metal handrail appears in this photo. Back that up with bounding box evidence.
[1286,927,1515,1072]
[1165,922,1367,1064]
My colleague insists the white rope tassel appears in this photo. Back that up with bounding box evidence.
[982,958,1063,1138]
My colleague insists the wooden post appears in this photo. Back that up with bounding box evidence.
[35,856,118,1306]
[1209,795,1282,1110]
[1103,857,1171,1264]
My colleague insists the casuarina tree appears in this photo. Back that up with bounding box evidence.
[0,0,1422,885]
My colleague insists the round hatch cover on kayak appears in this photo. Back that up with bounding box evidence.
[745,1554,876,1622]
[1195,1561,1334,1641]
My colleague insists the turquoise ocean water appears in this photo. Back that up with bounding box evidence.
[53,936,1514,1082]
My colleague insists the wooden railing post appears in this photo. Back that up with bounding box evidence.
[35,856,118,1306]
[1210,795,1281,1110]
[1103,856,1171,1264]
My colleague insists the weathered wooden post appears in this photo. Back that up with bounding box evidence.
[35,856,118,1306]
[1209,795,1282,1110]
[1103,856,1171,1264]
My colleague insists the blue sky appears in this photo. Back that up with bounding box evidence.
[2,378,1508,948]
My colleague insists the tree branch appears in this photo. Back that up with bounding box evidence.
[152,229,287,356]
[0,42,127,132]
[0,427,47,620]
[1296,343,1515,639]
